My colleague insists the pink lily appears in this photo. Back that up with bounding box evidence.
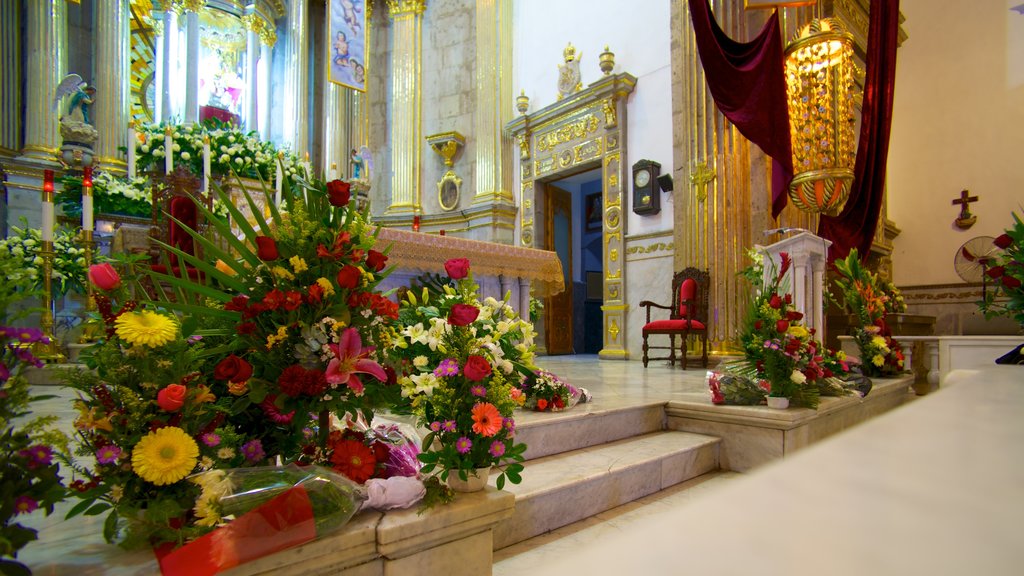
[326,327,387,395]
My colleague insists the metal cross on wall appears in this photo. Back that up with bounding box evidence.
[689,161,717,203]
[952,189,979,229]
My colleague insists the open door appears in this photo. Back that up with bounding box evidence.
[544,185,574,354]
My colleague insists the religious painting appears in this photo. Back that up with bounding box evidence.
[329,0,367,92]
[585,192,602,231]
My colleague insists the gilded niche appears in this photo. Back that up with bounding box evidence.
[536,114,599,152]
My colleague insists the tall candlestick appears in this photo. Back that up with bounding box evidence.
[41,169,54,242]
[82,166,94,232]
[275,151,283,207]
[127,120,136,178]
[202,135,211,194]
[164,126,174,174]
[303,151,311,178]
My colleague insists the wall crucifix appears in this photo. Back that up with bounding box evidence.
[952,189,978,229]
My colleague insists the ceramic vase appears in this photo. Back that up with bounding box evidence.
[447,467,492,493]
[766,396,790,409]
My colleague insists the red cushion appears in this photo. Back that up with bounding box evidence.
[677,278,697,317]
[643,319,706,332]
[168,196,198,267]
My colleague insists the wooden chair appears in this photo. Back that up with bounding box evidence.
[148,167,210,280]
[639,267,710,369]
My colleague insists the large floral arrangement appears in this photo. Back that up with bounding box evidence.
[0,219,91,297]
[64,262,260,548]
[389,259,531,489]
[725,251,856,408]
[58,172,152,219]
[832,249,905,377]
[979,212,1024,328]
[0,265,68,575]
[134,121,301,182]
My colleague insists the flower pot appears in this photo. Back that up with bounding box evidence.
[766,396,790,409]
[447,467,491,493]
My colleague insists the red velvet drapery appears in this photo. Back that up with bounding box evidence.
[818,0,901,263]
[688,0,794,218]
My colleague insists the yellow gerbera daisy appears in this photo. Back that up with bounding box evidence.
[131,426,199,486]
[115,311,178,348]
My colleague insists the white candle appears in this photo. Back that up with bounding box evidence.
[165,129,173,174]
[82,167,94,231]
[42,170,54,242]
[329,162,338,181]
[202,137,211,193]
[275,152,283,207]
[127,122,136,179]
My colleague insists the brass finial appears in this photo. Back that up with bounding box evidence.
[599,45,615,76]
[563,42,577,63]
[516,90,529,115]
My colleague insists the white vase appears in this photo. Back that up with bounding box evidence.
[447,467,492,493]
[766,396,790,409]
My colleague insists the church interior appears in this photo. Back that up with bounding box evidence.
[1,0,1022,574]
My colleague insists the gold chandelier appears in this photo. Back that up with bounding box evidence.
[784,18,856,216]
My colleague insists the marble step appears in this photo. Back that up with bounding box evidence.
[513,401,666,461]
[491,430,720,550]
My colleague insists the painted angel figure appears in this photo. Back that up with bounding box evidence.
[54,73,96,125]
[350,146,373,181]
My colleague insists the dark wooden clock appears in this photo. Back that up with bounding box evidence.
[632,159,661,216]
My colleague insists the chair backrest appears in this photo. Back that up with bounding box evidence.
[149,167,210,267]
[671,267,710,321]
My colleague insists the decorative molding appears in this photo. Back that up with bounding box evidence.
[386,0,426,17]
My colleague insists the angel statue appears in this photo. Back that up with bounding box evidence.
[54,73,99,166]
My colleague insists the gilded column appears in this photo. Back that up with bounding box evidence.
[284,0,309,157]
[0,0,21,157]
[21,0,67,163]
[472,0,514,206]
[93,0,131,172]
[385,0,426,215]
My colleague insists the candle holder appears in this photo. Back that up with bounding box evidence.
[34,240,66,363]
[77,230,101,344]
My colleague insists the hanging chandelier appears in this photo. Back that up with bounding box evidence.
[784,18,856,215]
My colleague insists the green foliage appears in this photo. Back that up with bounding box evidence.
[979,211,1024,328]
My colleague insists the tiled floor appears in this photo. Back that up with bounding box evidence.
[15,354,724,574]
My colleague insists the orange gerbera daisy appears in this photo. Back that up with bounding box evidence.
[471,402,502,437]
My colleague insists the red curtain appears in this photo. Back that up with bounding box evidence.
[818,0,901,263]
[688,0,793,218]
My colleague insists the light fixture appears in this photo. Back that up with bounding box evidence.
[784,18,856,215]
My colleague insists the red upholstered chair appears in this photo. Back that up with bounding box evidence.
[149,167,209,280]
[639,267,710,369]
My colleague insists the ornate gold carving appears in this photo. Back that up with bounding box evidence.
[608,173,618,188]
[521,230,533,246]
[573,138,603,163]
[386,0,426,16]
[626,242,674,256]
[605,206,621,230]
[689,161,716,203]
[536,114,598,152]
[521,163,532,178]
[536,156,556,175]
[606,134,618,150]
[559,150,573,168]
[602,98,617,128]
[610,248,618,262]
[517,133,531,160]
[168,0,205,14]
[241,13,277,47]
[607,284,619,300]
[557,42,582,100]
[608,319,619,341]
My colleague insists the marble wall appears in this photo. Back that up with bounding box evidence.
[624,229,674,360]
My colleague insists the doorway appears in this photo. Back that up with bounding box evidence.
[542,167,604,355]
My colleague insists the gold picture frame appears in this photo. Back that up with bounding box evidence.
[438,171,462,212]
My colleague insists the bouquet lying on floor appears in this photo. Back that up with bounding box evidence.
[519,369,588,412]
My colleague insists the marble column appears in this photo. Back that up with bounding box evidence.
[21,0,67,163]
[93,0,131,172]
[284,0,309,157]
[472,0,514,207]
[184,9,200,124]
[0,0,21,157]
[385,0,426,216]
[159,9,176,122]
[258,40,273,141]
[245,25,259,132]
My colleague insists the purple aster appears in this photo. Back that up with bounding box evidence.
[455,436,472,454]
[241,439,266,463]
[14,495,39,515]
[19,445,53,468]
[470,385,487,398]
[433,358,460,377]
[488,440,506,458]
[95,444,122,465]
[429,421,442,432]
[502,417,516,434]
[442,420,457,432]
[201,433,221,447]
[12,347,44,368]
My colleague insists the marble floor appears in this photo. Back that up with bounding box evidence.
[14,354,721,574]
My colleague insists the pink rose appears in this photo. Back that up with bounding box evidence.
[88,263,121,291]
[463,355,492,382]
[444,258,471,280]
[448,303,480,326]
[157,384,187,412]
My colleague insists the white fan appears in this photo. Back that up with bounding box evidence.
[954,236,999,296]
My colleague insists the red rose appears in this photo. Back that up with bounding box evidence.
[366,249,388,272]
[327,179,351,207]
[463,355,492,382]
[448,303,480,326]
[157,384,187,412]
[754,320,763,330]
[255,236,279,260]
[444,258,471,280]
[986,266,1005,279]
[336,265,361,289]
[536,398,548,411]
[786,310,804,321]
[1003,275,1022,289]
[215,354,253,383]
[88,263,121,291]
[776,319,790,333]
[994,234,1014,249]
[769,294,782,309]
[784,293,792,304]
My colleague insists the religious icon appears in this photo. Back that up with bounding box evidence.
[329,0,367,92]
[557,43,582,101]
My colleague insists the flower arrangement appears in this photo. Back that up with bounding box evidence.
[520,369,581,412]
[58,172,152,219]
[979,212,1024,328]
[0,219,92,297]
[63,262,261,549]
[1,320,69,574]
[133,120,301,182]
[831,249,905,377]
[725,251,856,408]
[389,259,531,489]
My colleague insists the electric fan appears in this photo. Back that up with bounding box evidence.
[954,236,999,296]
